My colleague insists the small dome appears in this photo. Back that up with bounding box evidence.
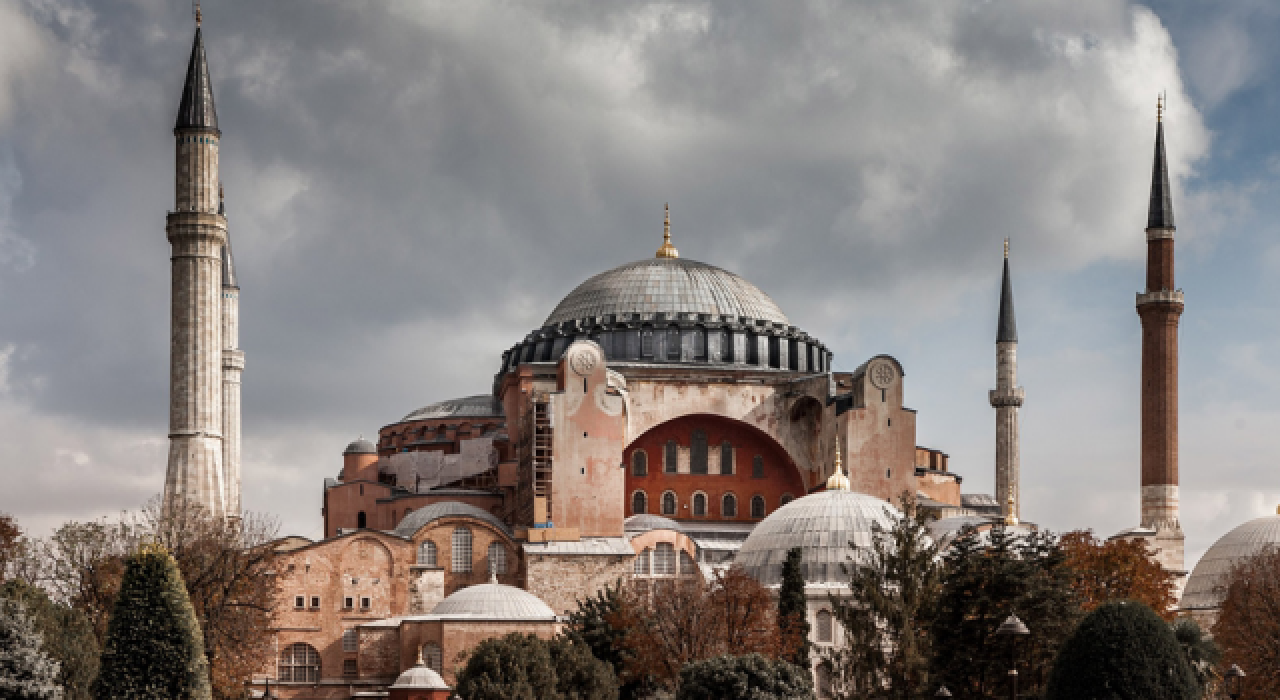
[393,501,512,538]
[402,395,504,423]
[343,437,377,455]
[1182,513,1280,611]
[624,514,685,534]
[545,257,790,327]
[430,582,557,620]
[389,661,449,690]
[736,490,900,586]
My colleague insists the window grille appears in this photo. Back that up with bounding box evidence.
[343,659,357,677]
[342,629,358,653]
[720,441,733,474]
[634,548,651,575]
[691,430,708,474]
[665,441,678,472]
[418,540,437,567]
[278,643,320,683]
[632,491,647,515]
[722,493,737,517]
[452,527,473,572]
[423,644,443,672]
[752,455,764,478]
[488,542,507,575]
[632,451,647,476]
[661,491,677,516]
[692,492,707,516]
[816,610,834,643]
[751,495,766,519]
[654,543,676,575]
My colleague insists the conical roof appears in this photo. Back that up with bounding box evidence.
[997,246,1017,344]
[1147,119,1174,230]
[176,27,218,132]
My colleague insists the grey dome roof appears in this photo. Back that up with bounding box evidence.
[545,257,789,327]
[624,514,685,533]
[393,501,512,538]
[1182,513,1280,611]
[429,582,557,620]
[389,662,448,690]
[403,395,504,423]
[736,490,900,586]
[343,438,377,455]
[927,515,1000,547]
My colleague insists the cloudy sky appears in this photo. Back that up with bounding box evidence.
[0,0,1276,570]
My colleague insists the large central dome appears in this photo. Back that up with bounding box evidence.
[544,257,789,327]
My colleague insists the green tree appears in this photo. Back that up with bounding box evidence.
[92,544,210,700]
[548,637,618,700]
[676,653,814,700]
[1046,600,1199,700]
[455,633,557,700]
[565,582,645,699]
[826,494,940,699]
[1173,617,1221,697]
[930,525,1080,699]
[0,598,62,700]
[1,580,98,700]
[777,547,811,670]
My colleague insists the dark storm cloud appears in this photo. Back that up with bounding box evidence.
[0,0,1234,542]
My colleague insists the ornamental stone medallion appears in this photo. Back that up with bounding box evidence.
[568,344,600,377]
[869,360,896,389]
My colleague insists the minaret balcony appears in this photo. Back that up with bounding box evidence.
[1136,289,1184,307]
[989,388,1025,407]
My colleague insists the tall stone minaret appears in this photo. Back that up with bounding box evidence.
[220,190,244,515]
[163,15,228,517]
[989,239,1024,521]
[1137,98,1185,574]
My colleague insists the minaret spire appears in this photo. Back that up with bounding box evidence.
[656,203,679,259]
[220,185,244,516]
[827,438,850,491]
[990,239,1025,522]
[1148,96,1174,231]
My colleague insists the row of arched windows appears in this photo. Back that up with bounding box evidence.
[631,490,792,518]
[632,444,770,478]
[632,542,697,576]
[414,528,509,574]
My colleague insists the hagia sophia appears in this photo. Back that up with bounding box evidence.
[155,16,1277,700]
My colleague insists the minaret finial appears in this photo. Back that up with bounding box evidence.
[1004,238,1009,260]
[1157,93,1163,123]
[195,0,202,26]
[656,203,679,259]
[826,437,850,491]
[1004,495,1019,526]
[416,644,425,666]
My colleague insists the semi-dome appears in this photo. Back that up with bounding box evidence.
[429,580,557,620]
[545,257,789,327]
[402,395,504,423]
[1182,511,1280,611]
[343,437,377,455]
[624,514,685,534]
[736,490,900,586]
[393,501,512,538]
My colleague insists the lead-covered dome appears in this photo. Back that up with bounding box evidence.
[736,490,900,586]
[402,395,504,423]
[545,258,789,327]
[429,581,557,620]
[1182,512,1280,611]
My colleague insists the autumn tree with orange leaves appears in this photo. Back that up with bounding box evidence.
[1214,547,1280,700]
[1059,530,1177,619]
[608,565,792,692]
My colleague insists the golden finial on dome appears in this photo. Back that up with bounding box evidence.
[656,203,679,259]
[416,645,425,667]
[1004,495,1019,526]
[826,437,850,491]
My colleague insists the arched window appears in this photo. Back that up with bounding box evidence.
[780,493,794,507]
[665,440,678,473]
[451,527,472,573]
[641,329,654,358]
[654,543,676,575]
[816,609,834,643]
[661,491,677,516]
[751,495,766,519]
[634,547,651,575]
[488,542,507,575]
[417,541,437,567]
[357,511,367,529]
[692,329,706,359]
[692,492,707,517]
[422,643,442,672]
[691,429,708,474]
[632,450,648,476]
[632,491,647,515]
[722,493,737,518]
[667,328,681,359]
[680,550,696,575]
[720,441,733,474]
[278,643,320,682]
[752,455,764,479]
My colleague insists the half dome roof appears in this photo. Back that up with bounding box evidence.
[545,257,789,327]
[402,395,504,423]
[1182,513,1280,611]
[393,501,511,538]
[429,581,557,620]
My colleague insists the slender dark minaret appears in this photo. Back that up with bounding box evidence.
[1137,97,1185,574]
[220,189,243,515]
[990,239,1024,522]
[164,11,228,517]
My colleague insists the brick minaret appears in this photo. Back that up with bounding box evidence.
[164,16,228,517]
[1137,99,1185,574]
[220,190,244,515]
[990,240,1024,521]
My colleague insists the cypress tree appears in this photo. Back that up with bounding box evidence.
[778,547,810,669]
[92,543,210,700]
[1046,600,1198,700]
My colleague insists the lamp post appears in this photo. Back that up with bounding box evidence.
[995,613,1030,700]
[1224,664,1245,700]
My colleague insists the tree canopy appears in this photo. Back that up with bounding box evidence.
[455,633,616,700]
[1214,546,1280,699]
[1060,530,1177,618]
[778,547,811,670]
[677,654,814,700]
[1,580,98,700]
[0,598,62,700]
